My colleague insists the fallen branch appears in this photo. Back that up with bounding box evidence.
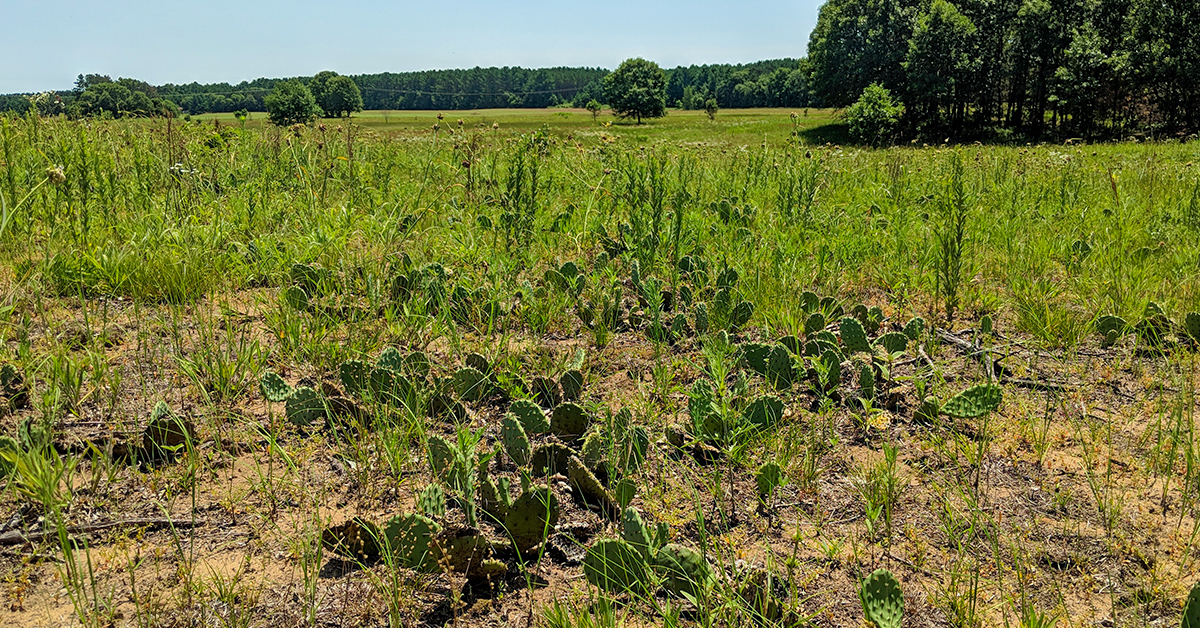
[0,518,206,546]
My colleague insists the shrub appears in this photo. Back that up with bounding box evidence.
[846,83,901,146]
[265,80,321,127]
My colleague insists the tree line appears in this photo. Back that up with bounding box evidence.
[809,0,1200,137]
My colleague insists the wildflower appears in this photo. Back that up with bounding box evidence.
[437,113,444,121]
[46,166,66,185]
[492,123,499,130]
[433,123,440,131]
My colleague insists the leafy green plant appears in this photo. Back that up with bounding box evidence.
[860,568,903,628]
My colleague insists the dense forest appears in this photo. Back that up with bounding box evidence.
[0,61,814,117]
[808,0,1200,136]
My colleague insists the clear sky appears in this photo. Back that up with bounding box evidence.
[2,0,820,94]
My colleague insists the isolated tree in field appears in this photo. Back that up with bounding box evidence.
[586,99,602,121]
[704,98,719,120]
[603,58,667,124]
[265,80,322,126]
[846,83,901,146]
[309,71,363,118]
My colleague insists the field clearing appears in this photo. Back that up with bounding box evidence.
[0,109,1199,627]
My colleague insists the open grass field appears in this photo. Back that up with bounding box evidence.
[0,108,1199,628]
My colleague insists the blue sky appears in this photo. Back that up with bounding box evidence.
[2,0,820,93]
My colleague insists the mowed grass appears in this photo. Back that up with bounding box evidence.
[195,106,850,145]
[0,108,1198,627]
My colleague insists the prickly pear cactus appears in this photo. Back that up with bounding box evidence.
[915,397,940,424]
[693,302,709,335]
[453,367,490,402]
[430,527,501,576]
[876,332,909,354]
[339,360,370,397]
[285,386,325,427]
[820,349,842,391]
[464,352,490,374]
[742,342,772,376]
[731,300,755,331]
[509,399,550,433]
[1182,581,1200,627]
[1096,315,1128,347]
[531,376,562,408]
[283,285,309,312]
[479,474,511,519]
[501,415,532,467]
[903,316,926,341]
[531,441,572,477]
[322,517,381,561]
[755,462,784,502]
[801,291,820,314]
[859,363,875,401]
[767,344,794,390]
[743,395,784,428]
[1185,312,1200,343]
[382,513,442,572]
[614,479,637,511]
[583,538,649,594]
[143,401,194,456]
[979,314,994,335]
[867,305,884,334]
[621,507,654,560]
[859,568,903,628]
[568,455,618,517]
[417,484,446,519]
[551,402,590,441]
[376,346,405,372]
[18,417,50,452]
[581,428,605,471]
[259,372,293,403]
[840,317,872,354]
[654,543,713,598]
[369,367,415,408]
[804,311,826,336]
[941,383,1003,419]
[504,486,559,553]
[560,369,584,402]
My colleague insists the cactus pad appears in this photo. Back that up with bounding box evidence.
[339,360,370,397]
[876,332,909,354]
[504,399,547,434]
[453,367,490,402]
[285,386,325,427]
[322,517,381,561]
[551,402,591,441]
[860,568,903,628]
[560,369,584,401]
[755,462,784,502]
[568,455,619,518]
[804,311,826,336]
[259,372,293,403]
[840,317,872,354]
[859,363,875,401]
[621,507,654,560]
[504,486,559,553]
[654,543,713,597]
[143,401,194,456]
[767,344,794,389]
[417,484,446,518]
[744,395,784,428]
[531,376,562,408]
[583,539,649,594]
[731,300,755,330]
[1183,581,1200,627]
[382,513,442,572]
[283,285,309,311]
[464,352,490,374]
[941,384,1003,419]
[376,346,405,372]
[1185,312,1200,343]
[501,415,532,467]
[531,441,572,477]
[903,316,926,341]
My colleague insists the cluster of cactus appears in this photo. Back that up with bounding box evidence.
[282,262,333,312]
[859,568,904,628]
[1096,304,1200,348]
[709,196,752,226]
[740,294,924,403]
[321,510,505,578]
[583,507,713,598]
[680,377,783,453]
[543,260,587,298]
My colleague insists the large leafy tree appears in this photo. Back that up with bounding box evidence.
[905,0,979,130]
[807,0,921,107]
[265,80,322,126]
[603,58,667,124]
[309,71,363,118]
[70,80,175,118]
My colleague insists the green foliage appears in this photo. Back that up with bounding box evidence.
[654,543,713,598]
[840,316,872,354]
[876,332,909,354]
[551,402,590,441]
[285,386,325,427]
[941,383,1002,418]
[382,512,441,572]
[860,568,904,628]
[584,539,649,593]
[744,395,785,428]
[417,484,446,518]
[846,83,900,146]
[903,316,926,341]
[1183,581,1200,628]
[859,362,875,401]
[259,372,292,402]
[265,80,321,126]
[1185,312,1200,342]
[308,71,363,118]
[567,455,618,517]
[504,486,559,553]
[755,462,785,502]
[510,398,551,433]
[604,58,668,124]
[501,415,532,467]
